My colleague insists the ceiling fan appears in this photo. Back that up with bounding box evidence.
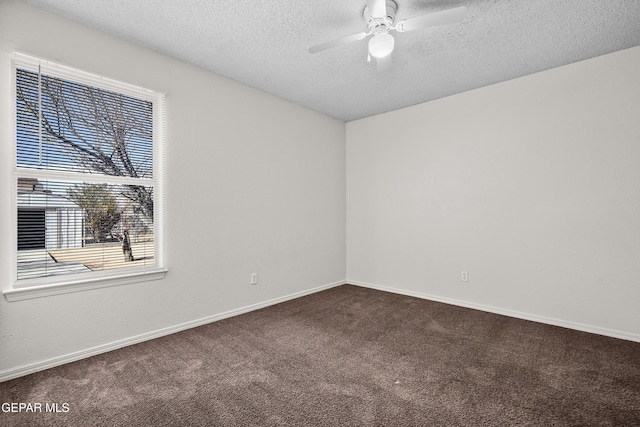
[308,0,466,66]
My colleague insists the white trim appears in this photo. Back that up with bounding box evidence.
[12,51,163,101]
[0,280,346,382]
[348,280,640,343]
[14,168,155,187]
[153,93,167,268]
[10,51,166,288]
[10,52,18,287]
[4,269,168,301]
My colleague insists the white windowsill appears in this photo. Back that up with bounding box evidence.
[3,268,168,302]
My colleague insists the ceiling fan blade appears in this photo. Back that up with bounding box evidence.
[366,0,387,19]
[395,6,466,32]
[308,32,369,54]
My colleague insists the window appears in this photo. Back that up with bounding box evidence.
[6,53,166,300]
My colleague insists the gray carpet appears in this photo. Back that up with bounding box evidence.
[1,284,639,426]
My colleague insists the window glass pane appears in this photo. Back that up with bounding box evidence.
[14,58,162,286]
[16,68,153,178]
[17,178,155,281]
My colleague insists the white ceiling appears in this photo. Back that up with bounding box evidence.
[22,0,640,122]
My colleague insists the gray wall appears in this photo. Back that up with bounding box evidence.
[2,0,639,381]
[347,46,640,340]
[0,0,346,378]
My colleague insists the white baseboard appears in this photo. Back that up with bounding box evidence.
[4,278,636,383]
[0,280,346,383]
[348,280,640,343]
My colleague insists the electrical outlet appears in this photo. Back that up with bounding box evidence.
[251,273,258,285]
[461,271,469,282]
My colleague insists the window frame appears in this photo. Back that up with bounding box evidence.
[4,52,167,301]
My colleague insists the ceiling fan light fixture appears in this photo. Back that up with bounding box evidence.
[368,33,394,58]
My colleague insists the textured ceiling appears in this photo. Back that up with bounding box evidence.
[21,0,640,122]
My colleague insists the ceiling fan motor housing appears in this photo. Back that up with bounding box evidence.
[364,0,397,34]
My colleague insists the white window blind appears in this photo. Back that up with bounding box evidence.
[11,53,166,291]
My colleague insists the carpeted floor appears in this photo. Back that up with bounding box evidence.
[1,284,639,426]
